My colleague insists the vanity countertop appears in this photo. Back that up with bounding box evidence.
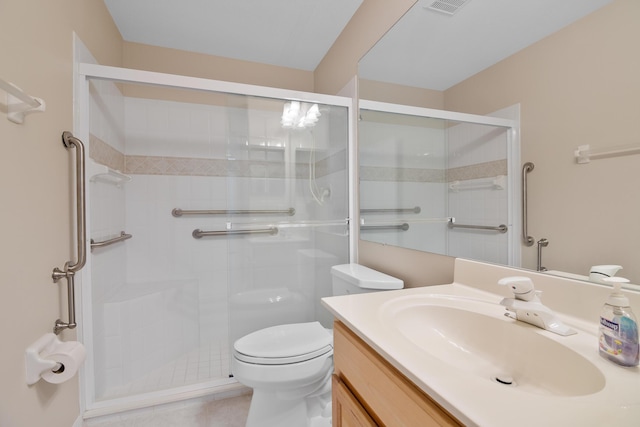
[322,282,640,427]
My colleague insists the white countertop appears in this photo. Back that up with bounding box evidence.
[322,283,640,427]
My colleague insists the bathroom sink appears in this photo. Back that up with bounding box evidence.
[379,294,606,397]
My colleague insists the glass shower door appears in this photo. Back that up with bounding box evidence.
[222,96,350,356]
[83,70,350,408]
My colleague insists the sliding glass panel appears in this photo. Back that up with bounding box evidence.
[359,106,512,266]
[86,77,349,403]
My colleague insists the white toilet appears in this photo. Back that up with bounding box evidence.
[232,263,403,427]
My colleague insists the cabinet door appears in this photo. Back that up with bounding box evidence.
[333,321,462,426]
[333,375,378,427]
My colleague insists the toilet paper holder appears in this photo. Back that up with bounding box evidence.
[25,333,64,385]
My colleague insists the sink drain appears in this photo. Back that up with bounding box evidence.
[492,374,517,387]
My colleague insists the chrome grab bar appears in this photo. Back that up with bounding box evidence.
[448,218,507,233]
[537,238,549,271]
[192,227,278,238]
[91,231,132,251]
[173,208,295,217]
[360,207,421,214]
[361,223,409,231]
[51,132,87,334]
[522,162,535,246]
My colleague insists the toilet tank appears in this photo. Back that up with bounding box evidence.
[330,264,404,296]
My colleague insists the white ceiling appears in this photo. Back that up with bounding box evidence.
[103,0,363,71]
[359,0,613,90]
[104,0,612,89]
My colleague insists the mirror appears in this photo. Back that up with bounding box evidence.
[359,101,519,266]
[358,0,640,287]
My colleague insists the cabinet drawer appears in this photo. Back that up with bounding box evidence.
[333,321,462,427]
[333,375,378,427]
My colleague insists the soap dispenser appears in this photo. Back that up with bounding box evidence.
[598,277,639,367]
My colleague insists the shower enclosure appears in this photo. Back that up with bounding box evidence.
[75,64,353,415]
[358,100,520,267]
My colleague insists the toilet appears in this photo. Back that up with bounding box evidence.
[232,263,403,427]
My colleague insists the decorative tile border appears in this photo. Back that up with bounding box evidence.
[90,134,125,172]
[361,159,507,183]
[89,134,345,179]
[90,133,503,182]
[360,166,445,183]
[446,159,507,182]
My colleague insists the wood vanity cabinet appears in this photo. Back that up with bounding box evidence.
[332,321,463,427]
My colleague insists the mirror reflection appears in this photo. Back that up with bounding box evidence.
[359,101,517,266]
[358,0,640,287]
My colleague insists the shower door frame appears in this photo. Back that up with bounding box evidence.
[74,62,356,418]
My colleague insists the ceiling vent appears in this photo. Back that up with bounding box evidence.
[425,0,471,16]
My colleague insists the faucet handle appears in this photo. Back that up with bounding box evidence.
[498,276,537,301]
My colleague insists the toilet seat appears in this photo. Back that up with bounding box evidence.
[234,322,332,365]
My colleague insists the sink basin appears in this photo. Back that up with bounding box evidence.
[379,294,606,397]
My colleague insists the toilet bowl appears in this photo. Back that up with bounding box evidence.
[232,264,403,427]
[232,322,333,427]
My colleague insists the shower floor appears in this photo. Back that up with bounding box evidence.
[101,340,231,400]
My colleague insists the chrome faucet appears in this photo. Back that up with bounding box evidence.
[498,276,576,336]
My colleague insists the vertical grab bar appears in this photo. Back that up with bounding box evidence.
[51,131,87,334]
[522,162,535,246]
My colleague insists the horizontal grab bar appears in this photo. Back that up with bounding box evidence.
[192,227,278,239]
[90,231,132,250]
[448,219,507,233]
[173,208,295,217]
[360,207,421,214]
[361,223,409,231]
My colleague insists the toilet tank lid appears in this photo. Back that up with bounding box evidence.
[331,264,404,290]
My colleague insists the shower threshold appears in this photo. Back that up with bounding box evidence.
[86,341,247,419]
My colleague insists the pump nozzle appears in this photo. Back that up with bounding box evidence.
[603,277,631,307]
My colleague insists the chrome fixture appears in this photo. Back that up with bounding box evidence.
[192,227,279,239]
[361,223,410,231]
[90,231,132,251]
[521,162,535,246]
[172,207,295,217]
[448,218,507,233]
[51,132,87,334]
[360,206,421,214]
[537,238,549,271]
[498,276,576,336]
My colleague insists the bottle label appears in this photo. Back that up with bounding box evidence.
[600,317,619,332]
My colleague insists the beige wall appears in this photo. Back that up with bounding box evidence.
[315,0,416,95]
[359,78,444,109]
[123,42,315,92]
[0,2,122,426]
[444,0,640,281]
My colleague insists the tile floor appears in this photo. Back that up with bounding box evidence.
[101,342,231,400]
[83,392,251,427]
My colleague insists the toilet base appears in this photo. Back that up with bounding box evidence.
[245,386,332,427]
